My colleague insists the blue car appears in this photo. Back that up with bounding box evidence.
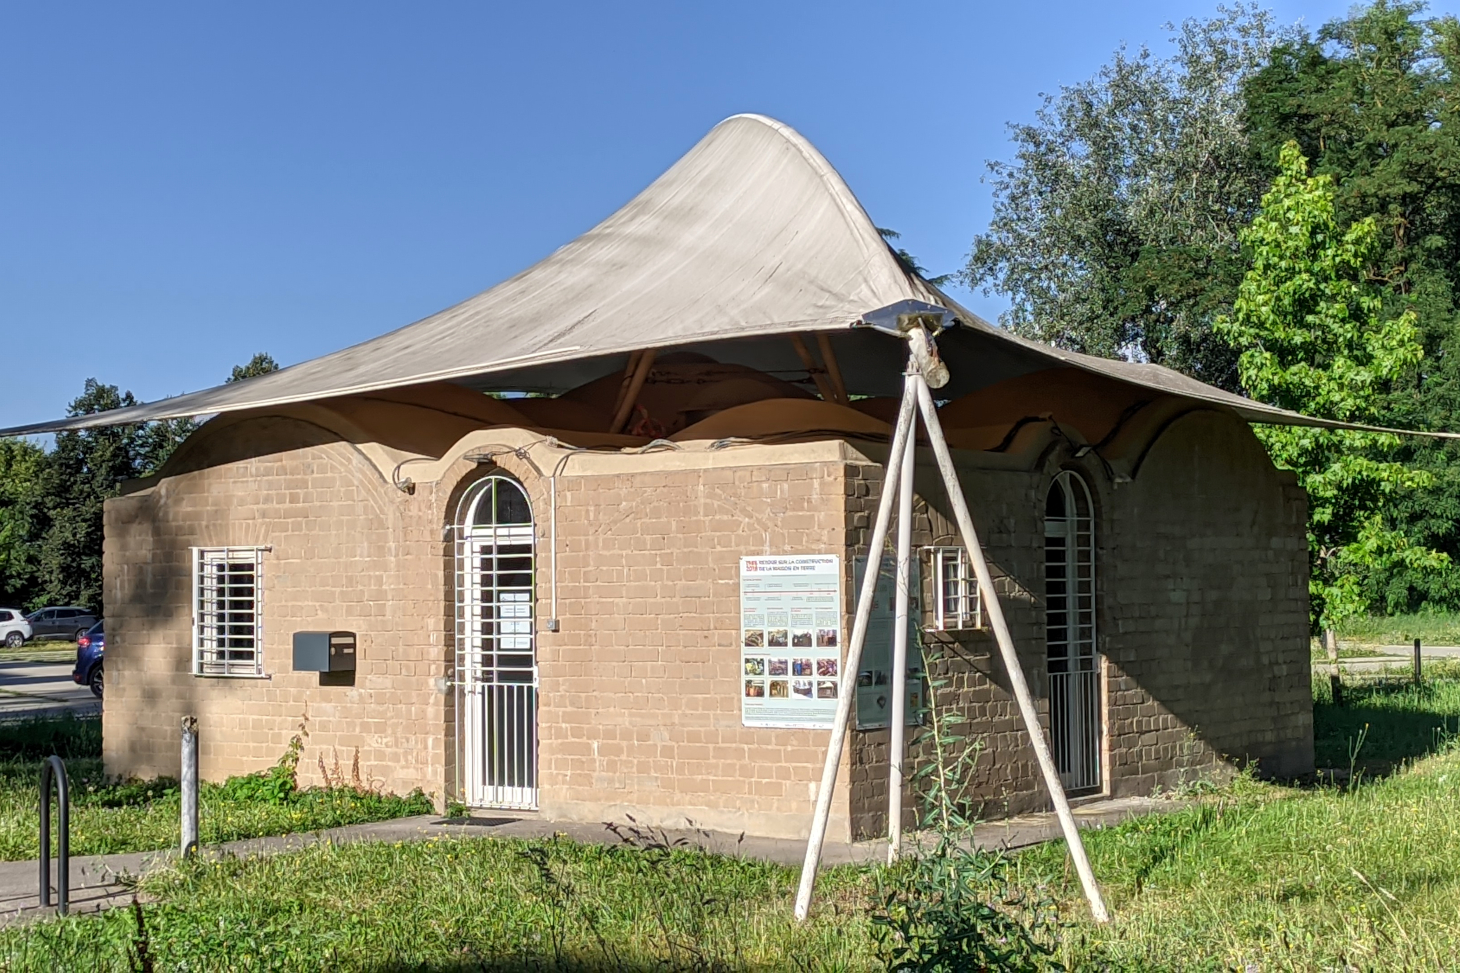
[72,620,104,698]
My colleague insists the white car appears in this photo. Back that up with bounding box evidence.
[0,609,33,648]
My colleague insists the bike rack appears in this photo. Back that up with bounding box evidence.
[39,755,69,916]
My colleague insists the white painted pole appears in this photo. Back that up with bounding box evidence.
[887,426,915,865]
[793,371,918,923]
[907,340,1110,924]
[181,716,199,858]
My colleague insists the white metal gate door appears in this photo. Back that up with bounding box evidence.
[1045,471,1102,793]
[456,476,538,809]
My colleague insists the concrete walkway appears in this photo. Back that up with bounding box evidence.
[2,794,1170,927]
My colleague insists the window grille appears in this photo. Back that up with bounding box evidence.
[927,546,980,631]
[192,547,266,677]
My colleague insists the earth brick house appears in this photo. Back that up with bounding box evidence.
[8,115,1323,841]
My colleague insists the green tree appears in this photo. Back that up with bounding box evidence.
[34,381,147,611]
[1242,0,1460,611]
[1216,142,1445,626]
[877,228,953,286]
[27,353,277,612]
[966,4,1287,388]
[229,352,280,383]
[0,438,44,607]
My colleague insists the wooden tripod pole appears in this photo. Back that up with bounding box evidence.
[793,371,919,922]
[907,330,1109,923]
[887,426,915,864]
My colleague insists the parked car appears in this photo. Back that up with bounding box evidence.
[73,620,104,698]
[0,609,32,648]
[26,606,99,642]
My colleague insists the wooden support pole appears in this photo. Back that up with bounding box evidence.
[815,333,849,405]
[793,377,919,922]
[1415,637,1423,686]
[887,426,915,864]
[790,336,838,402]
[609,349,656,434]
[611,350,643,419]
[908,330,1109,924]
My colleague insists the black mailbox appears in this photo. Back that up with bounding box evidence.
[292,631,357,672]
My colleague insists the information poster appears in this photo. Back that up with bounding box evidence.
[853,554,925,729]
[740,555,841,729]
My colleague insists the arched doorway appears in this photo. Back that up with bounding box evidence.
[1045,470,1102,793]
[455,475,538,808]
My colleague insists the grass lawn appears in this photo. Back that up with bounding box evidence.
[1335,611,1460,646]
[0,714,434,862]
[0,641,79,663]
[6,674,1460,969]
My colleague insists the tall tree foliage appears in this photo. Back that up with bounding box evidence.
[0,439,44,607]
[31,381,199,611]
[229,352,280,383]
[1216,143,1445,626]
[13,354,278,612]
[1243,0,1460,611]
[965,4,1285,387]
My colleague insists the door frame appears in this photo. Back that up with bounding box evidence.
[452,474,540,810]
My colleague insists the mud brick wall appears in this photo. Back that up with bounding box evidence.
[1102,410,1313,788]
[105,407,1310,842]
[535,457,857,840]
[849,410,1312,840]
[103,417,454,802]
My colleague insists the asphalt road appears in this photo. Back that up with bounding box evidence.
[0,657,100,720]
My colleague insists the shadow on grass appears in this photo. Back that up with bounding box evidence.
[1313,678,1460,773]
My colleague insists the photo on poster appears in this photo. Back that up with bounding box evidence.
[744,680,765,698]
[792,679,813,698]
[791,630,813,648]
[816,658,838,677]
[816,628,838,648]
[792,658,813,676]
[768,658,788,676]
[769,679,789,698]
[817,680,838,699]
[743,629,764,648]
[767,629,789,647]
[744,657,765,676]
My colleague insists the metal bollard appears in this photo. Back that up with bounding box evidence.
[39,755,69,915]
[181,716,198,857]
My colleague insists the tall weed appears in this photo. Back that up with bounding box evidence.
[871,647,1062,972]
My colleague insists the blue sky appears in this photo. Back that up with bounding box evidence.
[1,1,1367,428]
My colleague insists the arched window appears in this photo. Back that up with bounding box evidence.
[454,475,537,809]
[1045,471,1101,792]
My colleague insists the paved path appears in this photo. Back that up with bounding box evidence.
[0,659,98,721]
[2,794,1170,926]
